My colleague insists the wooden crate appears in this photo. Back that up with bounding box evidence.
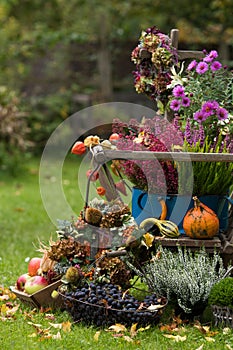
[10,280,62,309]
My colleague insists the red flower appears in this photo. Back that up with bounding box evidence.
[71,141,86,155]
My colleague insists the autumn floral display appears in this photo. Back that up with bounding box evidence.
[131,26,178,106]
[130,26,233,196]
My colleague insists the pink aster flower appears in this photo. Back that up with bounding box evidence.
[210,60,222,72]
[170,99,181,111]
[203,50,218,63]
[181,96,191,107]
[172,85,185,98]
[187,60,197,70]
[196,61,208,74]
[217,107,228,120]
[193,110,207,122]
[201,101,216,116]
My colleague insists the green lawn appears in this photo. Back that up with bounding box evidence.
[0,156,233,350]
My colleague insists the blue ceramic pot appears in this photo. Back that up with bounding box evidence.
[132,187,230,233]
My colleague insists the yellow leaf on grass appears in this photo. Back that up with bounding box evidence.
[123,335,133,342]
[138,325,150,332]
[195,344,204,350]
[94,331,101,341]
[52,331,62,340]
[130,323,138,337]
[226,344,233,350]
[62,321,72,332]
[49,322,62,329]
[163,334,187,342]
[223,327,231,334]
[108,324,127,333]
[205,337,215,342]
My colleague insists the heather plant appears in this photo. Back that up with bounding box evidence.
[112,116,182,194]
[129,246,227,314]
[175,134,233,195]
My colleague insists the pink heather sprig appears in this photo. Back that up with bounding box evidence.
[113,116,181,194]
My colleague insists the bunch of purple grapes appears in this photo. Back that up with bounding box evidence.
[63,282,164,327]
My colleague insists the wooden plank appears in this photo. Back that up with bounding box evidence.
[154,235,222,252]
[178,50,204,60]
[170,29,204,60]
[94,149,233,164]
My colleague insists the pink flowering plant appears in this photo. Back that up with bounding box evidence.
[118,27,232,196]
[112,117,182,194]
[167,50,233,195]
[168,50,233,144]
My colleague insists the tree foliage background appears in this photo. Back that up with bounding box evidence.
[0,0,232,165]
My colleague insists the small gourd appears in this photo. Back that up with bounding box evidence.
[183,196,219,239]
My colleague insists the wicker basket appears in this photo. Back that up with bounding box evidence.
[211,267,233,328]
[211,305,233,328]
[60,289,167,328]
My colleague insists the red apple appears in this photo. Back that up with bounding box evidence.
[28,257,42,276]
[24,276,48,294]
[16,273,31,291]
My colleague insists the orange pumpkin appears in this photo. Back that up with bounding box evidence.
[183,196,219,239]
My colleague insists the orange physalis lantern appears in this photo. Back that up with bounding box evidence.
[96,186,106,196]
[71,141,86,155]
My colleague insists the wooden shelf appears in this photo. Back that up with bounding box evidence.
[153,235,222,252]
[93,148,233,164]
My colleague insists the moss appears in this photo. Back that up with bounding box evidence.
[208,277,233,308]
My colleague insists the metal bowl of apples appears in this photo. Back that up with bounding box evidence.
[10,257,62,309]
